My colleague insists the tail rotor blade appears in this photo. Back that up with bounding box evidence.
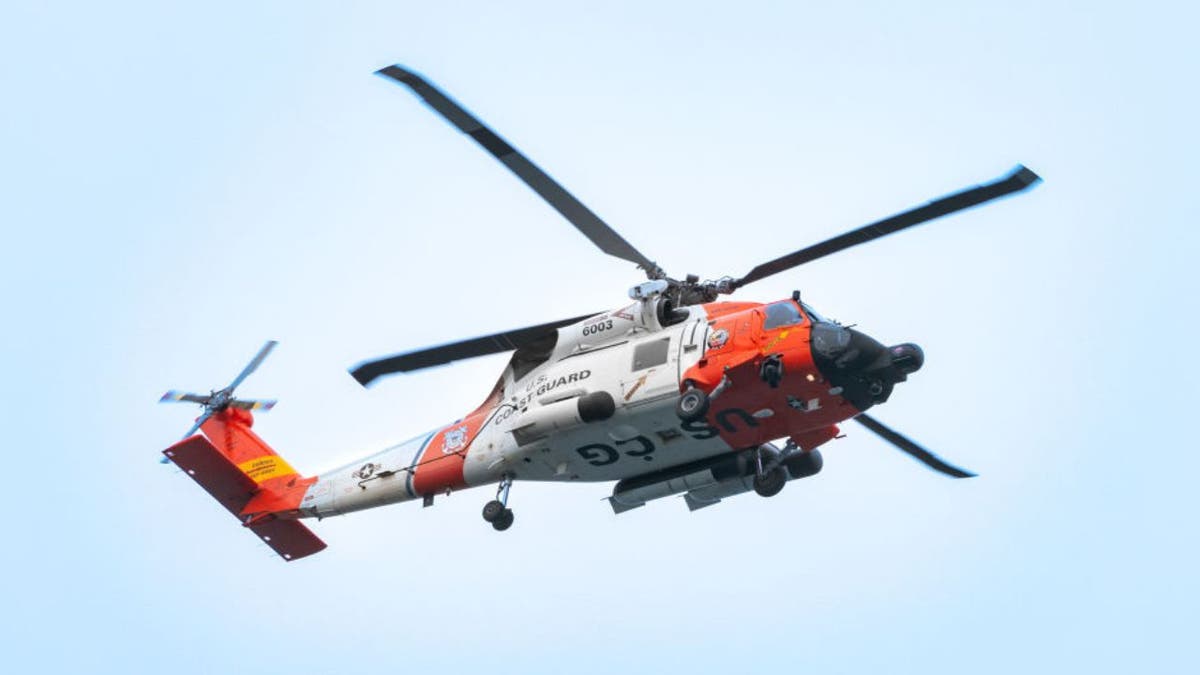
[160,391,211,405]
[227,340,278,392]
[854,413,975,478]
[181,410,215,441]
[228,399,277,412]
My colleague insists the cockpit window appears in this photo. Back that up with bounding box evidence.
[800,302,829,324]
[763,301,805,330]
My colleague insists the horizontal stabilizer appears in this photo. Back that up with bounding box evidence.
[163,436,257,516]
[162,436,326,561]
[248,519,327,561]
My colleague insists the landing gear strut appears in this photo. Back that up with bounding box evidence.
[482,474,515,531]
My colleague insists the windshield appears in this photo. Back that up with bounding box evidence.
[763,301,805,330]
[800,302,831,324]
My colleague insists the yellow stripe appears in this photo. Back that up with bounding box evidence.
[237,455,297,484]
[762,329,790,353]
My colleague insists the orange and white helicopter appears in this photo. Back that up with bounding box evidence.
[159,64,1040,561]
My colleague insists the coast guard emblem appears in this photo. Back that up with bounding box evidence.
[442,425,469,454]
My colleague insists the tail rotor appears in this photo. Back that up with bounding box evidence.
[158,340,279,461]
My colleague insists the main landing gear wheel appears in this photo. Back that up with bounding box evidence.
[751,445,788,497]
[784,449,824,479]
[753,466,787,497]
[675,386,710,422]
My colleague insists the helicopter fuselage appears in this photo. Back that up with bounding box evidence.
[291,295,907,519]
[158,63,1033,561]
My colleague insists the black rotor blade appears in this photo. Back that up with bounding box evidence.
[854,413,975,478]
[377,65,662,278]
[350,312,599,387]
[737,165,1041,287]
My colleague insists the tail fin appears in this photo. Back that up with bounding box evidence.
[162,408,325,561]
[197,407,299,485]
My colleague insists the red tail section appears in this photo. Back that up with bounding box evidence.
[162,408,325,561]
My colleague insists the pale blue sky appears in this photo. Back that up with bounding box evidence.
[2,1,1197,673]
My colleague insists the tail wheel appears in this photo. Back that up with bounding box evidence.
[482,500,505,523]
[675,386,710,422]
[492,508,514,531]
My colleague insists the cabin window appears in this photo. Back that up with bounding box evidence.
[632,337,670,371]
[763,301,804,330]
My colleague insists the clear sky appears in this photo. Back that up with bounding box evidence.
[2,1,1197,673]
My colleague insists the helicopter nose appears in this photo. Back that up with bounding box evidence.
[810,324,923,410]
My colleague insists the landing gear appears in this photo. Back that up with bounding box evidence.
[753,466,787,497]
[784,448,823,479]
[481,500,506,522]
[675,385,710,422]
[751,445,788,497]
[491,508,514,531]
[483,474,515,531]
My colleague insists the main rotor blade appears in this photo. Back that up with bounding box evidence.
[376,65,663,278]
[350,312,599,387]
[854,413,975,478]
[227,340,278,392]
[737,165,1041,287]
[160,391,211,405]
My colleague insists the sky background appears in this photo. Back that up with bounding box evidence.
[2,1,1197,672]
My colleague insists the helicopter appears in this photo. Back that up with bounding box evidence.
[159,64,1040,561]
